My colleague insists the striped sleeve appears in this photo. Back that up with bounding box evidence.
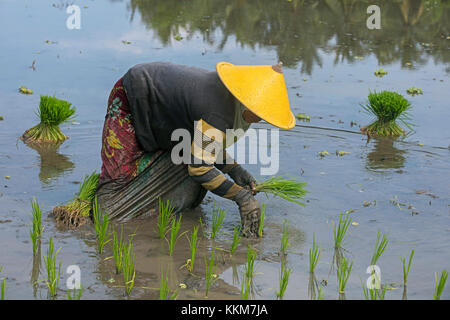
[188,119,242,200]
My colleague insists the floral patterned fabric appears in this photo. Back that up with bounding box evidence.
[99,78,153,185]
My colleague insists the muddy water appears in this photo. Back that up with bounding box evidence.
[0,0,449,300]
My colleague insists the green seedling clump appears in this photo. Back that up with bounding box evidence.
[255,175,308,206]
[22,95,75,144]
[52,171,99,229]
[361,90,413,137]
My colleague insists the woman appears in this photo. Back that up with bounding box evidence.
[96,61,295,237]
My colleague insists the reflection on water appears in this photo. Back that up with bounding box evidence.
[24,142,75,185]
[366,137,406,170]
[128,0,450,73]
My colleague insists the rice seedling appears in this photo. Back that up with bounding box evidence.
[204,250,218,298]
[210,202,226,239]
[255,175,308,206]
[160,268,178,300]
[370,230,388,266]
[52,171,99,229]
[245,246,257,279]
[309,233,321,274]
[336,257,353,294]
[230,224,242,257]
[0,266,5,300]
[22,95,76,144]
[92,196,111,254]
[187,226,199,273]
[332,211,352,250]
[167,215,183,256]
[67,286,83,300]
[258,204,266,238]
[433,270,448,300]
[280,219,290,256]
[240,274,251,300]
[122,237,136,296]
[0,278,4,300]
[317,285,324,300]
[157,198,175,239]
[400,250,415,286]
[361,279,387,300]
[360,90,413,137]
[30,197,44,256]
[276,260,292,300]
[43,237,62,298]
[112,225,125,274]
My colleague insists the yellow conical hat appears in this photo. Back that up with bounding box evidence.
[216,62,295,129]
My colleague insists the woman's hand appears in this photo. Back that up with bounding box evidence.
[234,188,261,238]
[228,165,257,195]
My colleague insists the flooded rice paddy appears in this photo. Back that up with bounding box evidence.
[0,0,449,300]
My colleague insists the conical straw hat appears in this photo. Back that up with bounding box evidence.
[216,62,295,129]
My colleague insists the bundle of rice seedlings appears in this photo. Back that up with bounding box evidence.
[52,172,99,229]
[255,175,308,206]
[360,90,413,137]
[22,95,75,144]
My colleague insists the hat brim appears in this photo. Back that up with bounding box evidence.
[216,62,295,129]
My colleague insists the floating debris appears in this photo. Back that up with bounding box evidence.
[318,150,329,158]
[374,68,388,77]
[0,116,3,121]
[336,150,350,157]
[296,113,310,122]
[174,35,183,41]
[406,87,423,96]
[19,86,33,95]
[121,40,132,45]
